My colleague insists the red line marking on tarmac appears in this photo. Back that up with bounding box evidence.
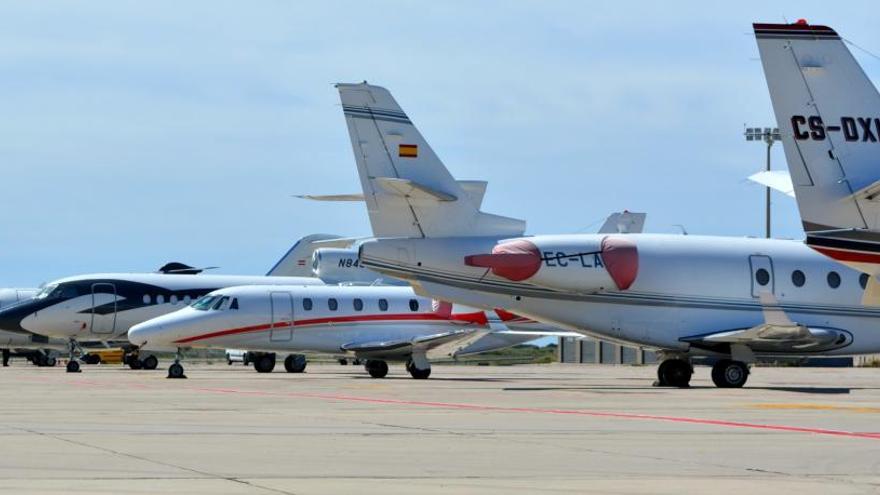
[18,374,880,441]
[190,387,880,441]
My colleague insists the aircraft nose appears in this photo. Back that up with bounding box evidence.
[0,303,33,334]
[128,320,164,346]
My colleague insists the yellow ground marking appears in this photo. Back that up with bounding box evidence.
[748,403,880,413]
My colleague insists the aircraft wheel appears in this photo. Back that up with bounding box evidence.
[338,358,348,365]
[44,356,57,367]
[66,360,81,373]
[284,354,307,373]
[141,355,159,370]
[128,358,143,370]
[658,359,691,387]
[254,354,276,373]
[711,359,749,388]
[408,364,431,380]
[365,360,388,378]
[167,362,186,379]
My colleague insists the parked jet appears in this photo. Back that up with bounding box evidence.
[0,288,63,366]
[0,262,322,373]
[333,81,880,388]
[755,21,880,279]
[128,285,492,379]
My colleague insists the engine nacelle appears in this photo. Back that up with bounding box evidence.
[465,235,638,293]
[312,248,406,285]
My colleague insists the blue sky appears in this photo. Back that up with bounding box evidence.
[0,1,877,286]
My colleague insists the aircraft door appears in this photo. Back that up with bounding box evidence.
[270,292,294,342]
[90,283,117,334]
[748,255,775,297]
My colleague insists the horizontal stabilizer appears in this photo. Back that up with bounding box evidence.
[374,177,457,202]
[296,194,365,202]
[747,171,795,197]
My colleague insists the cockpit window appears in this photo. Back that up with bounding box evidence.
[35,284,59,299]
[192,295,219,310]
[230,298,239,310]
[212,296,230,310]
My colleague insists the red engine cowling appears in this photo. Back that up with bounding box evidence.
[465,235,638,292]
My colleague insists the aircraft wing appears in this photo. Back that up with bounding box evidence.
[747,170,795,197]
[340,328,485,360]
[681,294,851,353]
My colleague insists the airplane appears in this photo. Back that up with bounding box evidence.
[128,285,496,379]
[755,21,880,282]
[0,255,324,373]
[0,288,64,366]
[330,78,880,388]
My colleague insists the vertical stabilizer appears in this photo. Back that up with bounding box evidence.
[755,21,880,268]
[266,234,343,277]
[337,83,525,238]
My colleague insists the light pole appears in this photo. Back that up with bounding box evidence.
[744,126,781,238]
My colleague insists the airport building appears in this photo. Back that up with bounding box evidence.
[557,336,657,365]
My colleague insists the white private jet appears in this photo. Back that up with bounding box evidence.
[329,51,880,388]
[0,254,324,373]
[129,285,501,379]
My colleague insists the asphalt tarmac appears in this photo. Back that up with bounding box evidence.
[1,361,878,494]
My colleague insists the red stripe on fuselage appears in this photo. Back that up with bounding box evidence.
[173,313,459,344]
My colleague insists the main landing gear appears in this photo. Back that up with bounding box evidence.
[711,359,749,388]
[405,359,431,380]
[284,354,307,373]
[655,359,692,388]
[365,359,388,378]
[167,348,187,379]
[253,353,276,373]
[125,352,160,370]
[654,357,751,388]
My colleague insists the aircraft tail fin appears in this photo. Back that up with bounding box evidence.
[266,234,344,277]
[755,21,880,268]
[336,82,525,238]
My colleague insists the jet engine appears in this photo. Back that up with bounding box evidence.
[465,235,638,293]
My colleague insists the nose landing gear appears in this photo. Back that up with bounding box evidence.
[167,349,187,379]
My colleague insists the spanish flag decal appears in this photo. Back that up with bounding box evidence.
[399,144,418,158]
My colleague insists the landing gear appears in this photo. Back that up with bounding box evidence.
[128,358,143,370]
[66,340,82,373]
[406,359,431,379]
[365,359,388,378]
[338,358,348,365]
[284,354,307,373]
[655,359,692,387]
[167,348,187,379]
[141,355,159,370]
[711,359,749,388]
[254,353,276,373]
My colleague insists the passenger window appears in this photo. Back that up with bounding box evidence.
[230,298,239,310]
[143,294,152,305]
[303,298,313,311]
[353,298,364,311]
[755,269,770,286]
[409,299,420,312]
[170,295,178,305]
[791,270,805,287]
[183,295,192,304]
[328,298,338,311]
[378,299,389,311]
[157,295,165,304]
[860,273,870,290]
[827,271,841,289]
